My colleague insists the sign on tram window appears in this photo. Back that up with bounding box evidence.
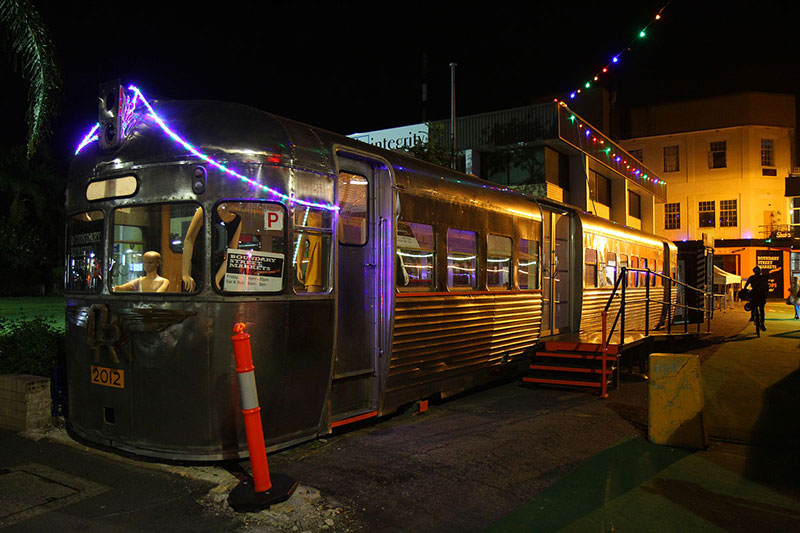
[224,249,284,292]
[67,211,105,292]
[213,201,287,293]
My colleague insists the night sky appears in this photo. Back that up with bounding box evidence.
[2,0,799,161]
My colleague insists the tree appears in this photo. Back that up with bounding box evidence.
[400,122,452,168]
[0,0,61,158]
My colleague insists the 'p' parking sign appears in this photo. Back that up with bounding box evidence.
[264,207,283,230]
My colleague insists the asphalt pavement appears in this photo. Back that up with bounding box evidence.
[2,301,799,532]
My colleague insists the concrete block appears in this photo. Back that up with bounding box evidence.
[0,374,51,432]
[648,353,708,449]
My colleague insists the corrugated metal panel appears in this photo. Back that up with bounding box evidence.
[386,292,542,401]
[580,287,673,334]
[431,104,559,150]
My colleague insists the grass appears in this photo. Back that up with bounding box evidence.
[0,296,66,331]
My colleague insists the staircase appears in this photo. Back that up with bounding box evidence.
[523,340,619,394]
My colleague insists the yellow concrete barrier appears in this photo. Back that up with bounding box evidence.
[648,353,708,449]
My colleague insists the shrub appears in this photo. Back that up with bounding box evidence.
[0,317,64,377]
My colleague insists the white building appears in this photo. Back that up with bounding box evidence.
[620,92,797,296]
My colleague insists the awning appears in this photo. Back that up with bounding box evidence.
[713,266,741,285]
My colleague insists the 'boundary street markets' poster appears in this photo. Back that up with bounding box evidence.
[756,250,783,298]
[224,249,284,292]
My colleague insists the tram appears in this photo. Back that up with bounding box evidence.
[64,82,676,460]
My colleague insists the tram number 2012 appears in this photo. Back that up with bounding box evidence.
[90,365,124,389]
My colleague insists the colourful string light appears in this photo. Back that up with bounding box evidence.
[567,2,670,101]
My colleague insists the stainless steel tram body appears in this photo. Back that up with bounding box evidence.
[65,97,677,460]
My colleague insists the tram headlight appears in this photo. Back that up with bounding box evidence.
[192,166,207,194]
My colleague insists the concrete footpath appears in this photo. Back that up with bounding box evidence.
[2,303,799,531]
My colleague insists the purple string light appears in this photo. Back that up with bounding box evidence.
[74,123,100,155]
[74,85,338,212]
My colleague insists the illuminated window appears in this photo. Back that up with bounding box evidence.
[293,206,332,294]
[584,248,598,287]
[111,203,204,294]
[709,141,727,169]
[447,229,477,289]
[397,221,435,291]
[630,256,639,287]
[518,238,540,290]
[720,199,737,228]
[761,139,775,167]
[699,201,715,228]
[663,145,679,172]
[338,171,368,245]
[487,235,511,289]
[604,252,617,287]
[665,203,680,230]
[67,211,105,293]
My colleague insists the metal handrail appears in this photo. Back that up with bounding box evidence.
[601,266,712,348]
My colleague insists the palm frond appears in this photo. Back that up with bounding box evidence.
[0,0,61,158]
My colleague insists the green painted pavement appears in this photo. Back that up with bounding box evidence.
[488,437,800,532]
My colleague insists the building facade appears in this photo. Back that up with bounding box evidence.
[619,93,798,297]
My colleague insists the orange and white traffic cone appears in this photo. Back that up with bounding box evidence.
[228,322,298,512]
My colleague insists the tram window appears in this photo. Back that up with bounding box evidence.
[338,171,368,245]
[293,206,332,229]
[642,258,650,286]
[447,229,477,290]
[585,249,598,287]
[605,252,617,286]
[210,201,287,293]
[86,175,138,201]
[67,211,105,292]
[652,259,659,286]
[111,204,203,293]
[397,221,435,291]
[293,207,332,294]
[619,254,628,285]
[630,256,639,287]
[487,235,512,289]
[518,238,540,290]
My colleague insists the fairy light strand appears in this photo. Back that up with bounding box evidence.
[569,2,671,101]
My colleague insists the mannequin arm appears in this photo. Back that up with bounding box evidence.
[181,207,203,291]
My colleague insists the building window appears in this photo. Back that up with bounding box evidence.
[720,199,737,227]
[663,145,679,172]
[629,149,643,163]
[665,202,680,230]
[699,201,715,227]
[628,190,641,218]
[589,170,612,206]
[709,141,727,169]
[761,139,775,167]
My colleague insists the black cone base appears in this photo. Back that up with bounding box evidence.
[228,473,298,512]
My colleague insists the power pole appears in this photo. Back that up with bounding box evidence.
[450,62,457,169]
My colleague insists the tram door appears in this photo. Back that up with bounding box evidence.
[331,154,383,421]
[541,208,573,336]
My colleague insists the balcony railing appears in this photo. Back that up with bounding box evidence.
[759,224,800,239]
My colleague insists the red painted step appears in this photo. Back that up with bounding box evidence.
[522,377,603,388]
